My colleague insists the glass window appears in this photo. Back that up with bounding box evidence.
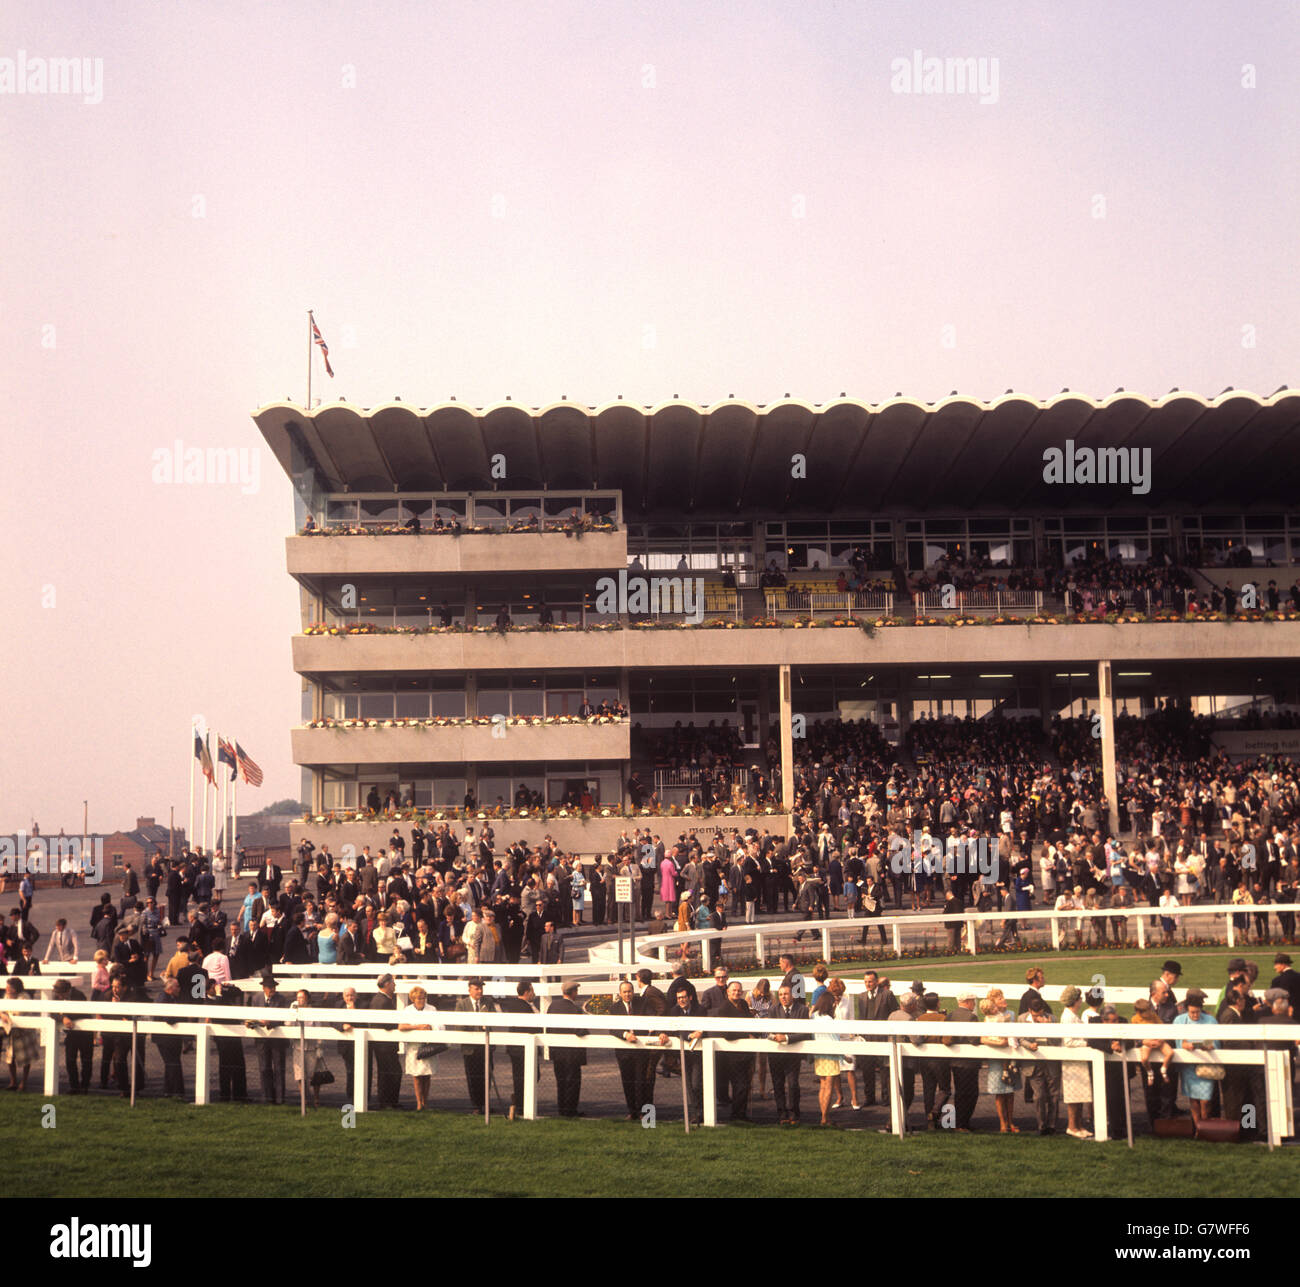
[511,685,544,717]
[395,691,429,719]
[359,498,399,527]
[326,498,358,527]
[477,687,510,718]
[477,776,510,810]
[359,694,393,719]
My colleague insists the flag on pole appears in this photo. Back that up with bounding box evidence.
[196,732,215,787]
[217,736,238,782]
[235,743,264,788]
[311,316,334,377]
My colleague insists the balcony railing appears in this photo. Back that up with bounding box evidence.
[913,589,1043,615]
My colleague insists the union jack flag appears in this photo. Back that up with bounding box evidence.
[311,316,334,377]
[235,742,264,788]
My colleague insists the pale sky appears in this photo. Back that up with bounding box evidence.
[2,1,1297,833]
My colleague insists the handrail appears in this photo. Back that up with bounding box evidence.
[588,900,1300,972]
[10,999,1291,1140]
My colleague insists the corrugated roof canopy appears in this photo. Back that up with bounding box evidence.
[253,389,1300,515]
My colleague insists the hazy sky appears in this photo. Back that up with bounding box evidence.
[3,1,1297,833]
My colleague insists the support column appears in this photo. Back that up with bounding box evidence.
[779,665,794,812]
[1098,661,1120,837]
[1039,668,1053,735]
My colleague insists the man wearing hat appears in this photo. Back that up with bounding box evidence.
[245,971,289,1104]
[1160,961,1183,1007]
[1271,953,1300,1013]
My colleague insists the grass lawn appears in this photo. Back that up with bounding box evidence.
[727,945,1282,992]
[2,1098,1292,1198]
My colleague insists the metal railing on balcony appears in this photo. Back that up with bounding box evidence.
[913,589,1043,615]
[764,590,894,617]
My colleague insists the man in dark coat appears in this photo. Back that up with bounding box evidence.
[547,980,588,1117]
[367,972,403,1109]
[247,973,289,1104]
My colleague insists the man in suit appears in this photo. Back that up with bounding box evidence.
[1271,952,1300,1012]
[855,970,898,1105]
[367,972,403,1109]
[261,858,283,901]
[212,981,249,1102]
[547,980,588,1117]
[699,966,732,1017]
[657,986,706,1124]
[768,984,810,1125]
[51,977,93,1093]
[777,954,806,1003]
[715,980,755,1121]
[282,913,312,965]
[611,980,651,1119]
[165,861,186,925]
[498,981,539,1121]
[246,972,289,1104]
[538,921,565,965]
[226,920,252,980]
[43,918,78,964]
[453,978,498,1113]
[332,986,361,1106]
[944,990,981,1131]
[635,968,669,1092]
[151,976,188,1098]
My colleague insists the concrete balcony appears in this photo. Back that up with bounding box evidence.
[286,529,626,579]
[292,619,1300,676]
[291,811,790,858]
[291,720,630,766]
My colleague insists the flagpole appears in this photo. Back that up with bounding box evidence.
[188,723,196,858]
[202,757,210,860]
[220,736,229,858]
[307,310,313,409]
[231,760,239,869]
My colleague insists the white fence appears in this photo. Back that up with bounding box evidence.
[765,590,894,618]
[592,901,1300,975]
[4,997,1292,1144]
[912,589,1043,615]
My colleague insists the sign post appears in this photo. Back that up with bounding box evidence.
[615,876,633,966]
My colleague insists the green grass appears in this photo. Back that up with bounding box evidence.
[729,945,1280,992]
[1,1097,1291,1197]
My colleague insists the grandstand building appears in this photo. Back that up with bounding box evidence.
[254,390,1300,856]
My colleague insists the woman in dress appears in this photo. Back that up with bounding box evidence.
[1174,988,1220,1124]
[397,984,440,1110]
[0,978,38,1091]
[289,989,327,1107]
[212,849,229,898]
[749,978,772,1100]
[659,853,679,912]
[979,987,1021,1133]
[830,977,862,1111]
[373,912,397,963]
[811,991,842,1127]
[316,913,339,966]
[1058,986,1093,1138]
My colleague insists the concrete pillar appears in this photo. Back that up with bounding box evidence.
[1098,661,1120,836]
[779,665,794,811]
[311,770,323,814]
[1039,668,1053,735]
